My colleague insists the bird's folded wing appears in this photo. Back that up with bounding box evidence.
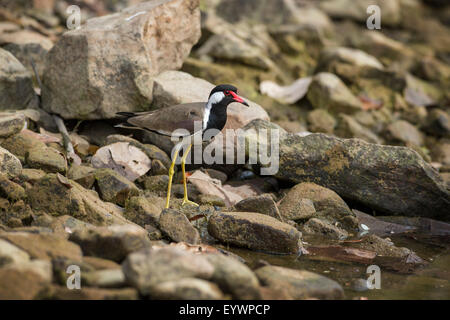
[127,103,205,136]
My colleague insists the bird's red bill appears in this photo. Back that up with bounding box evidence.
[229,91,245,103]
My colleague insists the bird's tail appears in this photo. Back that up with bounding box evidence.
[116,111,137,118]
[115,112,143,130]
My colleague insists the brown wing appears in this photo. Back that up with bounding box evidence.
[127,103,205,136]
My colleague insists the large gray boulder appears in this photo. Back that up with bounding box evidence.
[42,0,201,119]
[275,133,450,221]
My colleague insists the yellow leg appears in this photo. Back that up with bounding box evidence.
[165,144,181,209]
[181,144,198,207]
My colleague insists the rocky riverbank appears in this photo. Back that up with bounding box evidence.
[0,0,449,300]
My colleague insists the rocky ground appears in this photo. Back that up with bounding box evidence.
[0,0,449,300]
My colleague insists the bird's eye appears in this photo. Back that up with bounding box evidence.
[225,91,231,96]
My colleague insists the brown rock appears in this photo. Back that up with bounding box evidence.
[158,209,200,244]
[208,211,302,254]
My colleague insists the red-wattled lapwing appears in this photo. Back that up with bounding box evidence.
[116,84,249,208]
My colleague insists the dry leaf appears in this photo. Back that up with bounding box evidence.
[260,77,312,104]
[56,172,72,189]
[91,142,151,181]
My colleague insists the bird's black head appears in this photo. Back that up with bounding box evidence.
[208,84,249,107]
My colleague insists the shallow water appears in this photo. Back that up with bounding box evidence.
[222,233,450,300]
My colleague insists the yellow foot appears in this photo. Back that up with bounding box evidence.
[182,198,199,207]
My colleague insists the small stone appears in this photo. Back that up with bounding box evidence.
[142,174,169,193]
[82,269,126,288]
[0,174,26,200]
[69,224,151,262]
[159,209,200,244]
[124,196,161,228]
[302,218,349,240]
[208,211,302,254]
[205,253,261,300]
[68,165,96,189]
[255,265,344,299]
[0,238,30,267]
[307,109,336,134]
[122,247,214,295]
[234,195,283,220]
[150,278,223,300]
[93,168,140,206]
[26,145,67,173]
[0,232,82,262]
[0,113,25,138]
[0,130,46,162]
[0,146,22,178]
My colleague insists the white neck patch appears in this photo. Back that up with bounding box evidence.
[203,92,225,129]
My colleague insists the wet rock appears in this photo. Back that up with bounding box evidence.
[385,120,424,146]
[67,165,96,189]
[150,278,223,300]
[321,0,401,26]
[255,265,344,300]
[234,195,282,221]
[302,218,348,240]
[159,209,200,244]
[335,114,383,144]
[205,253,261,300]
[276,133,450,220]
[26,145,67,174]
[82,269,126,288]
[42,0,201,119]
[0,174,26,201]
[306,245,377,265]
[69,224,151,262]
[0,30,53,83]
[208,211,302,254]
[353,210,416,237]
[0,130,46,162]
[307,109,336,134]
[307,73,363,114]
[124,196,161,228]
[93,168,140,206]
[0,48,38,110]
[122,247,214,295]
[0,232,82,261]
[0,238,30,266]
[0,113,25,138]
[27,174,128,225]
[0,146,22,178]
[0,259,52,299]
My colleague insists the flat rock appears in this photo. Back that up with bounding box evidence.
[41,0,201,119]
[69,224,151,262]
[0,174,26,200]
[159,209,200,244]
[0,130,46,162]
[255,265,344,300]
[276,133,450,220]
[208,211,302,254]
[122,247,214,295]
